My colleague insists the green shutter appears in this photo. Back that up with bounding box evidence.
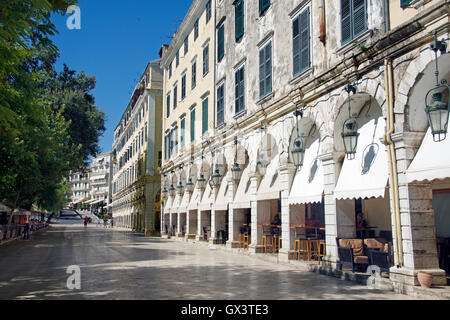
[259,46,265,98]
[202,98,209,133]
[341,0,352,44]
[353,0,367,37]
[293,8,310,76]
[192,61,196,89]
[235,66,245,113]
[218,24,225,61]
[217,85,224,126]
[401,0,413,8]
[166,94,170,118]
[235,0,244,41]
[259,0,270,15]
[190,109,195,142]
[181,118,185,148]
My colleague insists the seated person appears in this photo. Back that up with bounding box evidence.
[272,214,281,226]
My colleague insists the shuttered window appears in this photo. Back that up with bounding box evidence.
[206,0,212,23]
[218,24,225,62]
[235,66,245,114]
[341,0,367,45]
[181,74,186,100]
[180,117,185,149]
[259,0,270,16]
[202,97,209,134]
[203,43,209,76]
[173,84,177,109]
[190,108,195,142]
[401,0,413,8]
[194,19,199,40]
[217,84,225,126]
[259,41,272,98]
[293,7,310,76]
[235,0,244,41]
[191,61,197,90]
[166,94,170,118]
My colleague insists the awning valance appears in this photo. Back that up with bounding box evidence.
[334,116,388,200]
[213,172,229,211]
[198,183,213,211]
[257,156,281,201]
[406,128,450,183]
[232,165,251,209]
[289,138,324,205]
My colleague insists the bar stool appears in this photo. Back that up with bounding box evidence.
[262,226,274,253]
[239,226,245,248]
[319,240,326,262]
[243,225,251,249]
[294,239,310,260]
[309,239,320,261]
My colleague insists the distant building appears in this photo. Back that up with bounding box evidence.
[111,61,163,235]
[69,168,91,209]
[85,152,112,215]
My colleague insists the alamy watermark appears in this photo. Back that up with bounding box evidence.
[66,5,81,30]
[366,265,382,289]
[66,265,81,290]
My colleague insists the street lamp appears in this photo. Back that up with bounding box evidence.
[291,106,307,170]
[176,165,184,196]
[341,82,359,160]
[169,171,176,197]
[257,122,270,176]
[197,151,207,191]
[425,32,449,142]
[211,165,222,188]
[161,173,168,201]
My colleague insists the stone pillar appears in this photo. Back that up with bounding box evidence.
[210,209,217,244]
[186,210,197,240]
[279,163,296,262]
[226,177,239,248]
[145,183,157,236]
[196,209,202,241]
[390,132,446,290]
[320,151,344,267]
[249,173,261,254]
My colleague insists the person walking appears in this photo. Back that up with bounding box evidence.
[110,218,114,229]
[23,219,30,240]
[84,216,89,228]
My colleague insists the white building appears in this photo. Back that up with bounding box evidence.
[85,152,112,213]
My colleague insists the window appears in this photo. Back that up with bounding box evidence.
[190,108,195,142]
[191,60,197,90]
[293,7,310,76]
[259,0,270,16]
[235,65,245,114]
[145,123,148,142]
[169,62,172,78]
[341,0,367,45]
[194,19,199,40]
[259,41,272,98]
[235,0,244,41]
[203,43,209,76]
[400,0,413,8]
[176,50,179,67]
[206,0,212,23]
[173,84,177,109]
[184,36,189,55]
[202,97,209,134]
[218,23,225,62]
[216,84,224,126]
[166,94,170,118]
[173,126,178,154]
[180,117,185,148]
[181,74,186,100]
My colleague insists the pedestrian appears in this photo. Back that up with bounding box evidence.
[84,216,88,227]
[23,219,30,240]
[110,218,114,229]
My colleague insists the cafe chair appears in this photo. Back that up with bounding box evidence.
[243,225,251,249]
[262,225,275,253]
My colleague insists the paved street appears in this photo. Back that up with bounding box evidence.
[0,211,415,300]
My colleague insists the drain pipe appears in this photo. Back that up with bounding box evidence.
[383,58,403,268]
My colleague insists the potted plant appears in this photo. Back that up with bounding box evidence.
[417,271,433,288]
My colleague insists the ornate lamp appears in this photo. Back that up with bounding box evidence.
[231,137,242,183]
[168,171,176,197]
[211,165,222,188]
[257,157,269,176]
[341,82,359,160]
[176,165,184,196]
[291,106,307,169]
[425,32,449,142]
[161,174,168,201]
[197,151,207,190]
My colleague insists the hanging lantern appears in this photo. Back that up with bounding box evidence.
[231,162,242,183]
[292,136,306,169]
[197,173,207,190]
[176,180,184,196]
[185,177,194,193]
[257,158,269,176]
[211,166,222,188]
[169,184,176,198]
[425,33,449,142]
[341,83,359,160]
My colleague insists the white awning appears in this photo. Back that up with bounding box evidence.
[406,127,450,183]
[188,185,202,211]
[198,183,213,211]
[91,174,107,181]
[233,165,251,209]
[213,172,229,211]
[163,196,173,214]
[170,193,181,214]
[257,156,281,201]
[178,191,191,213]
[334,116,388,200]
[289,138,324,205]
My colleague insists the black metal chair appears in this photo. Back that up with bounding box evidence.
[336,237,368,273]
[367,242,393,274]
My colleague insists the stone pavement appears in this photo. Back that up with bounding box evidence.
[0,213,420,300]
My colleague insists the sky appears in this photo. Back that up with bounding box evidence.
[50,0,192,156]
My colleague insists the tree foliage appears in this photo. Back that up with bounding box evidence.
[0,0,105,219]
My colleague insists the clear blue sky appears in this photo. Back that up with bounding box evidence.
[50,0,192,155]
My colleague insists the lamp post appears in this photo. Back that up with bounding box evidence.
[197,151,207,191]
[161,173,168,201]
[169,171,176,198]
[341,82,359,160]
[425,32,449,142]
[211,165,222,188]
[176,165,184,196]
